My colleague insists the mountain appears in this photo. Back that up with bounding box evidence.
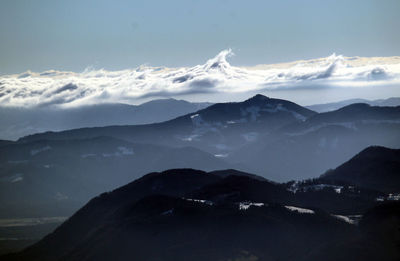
[0,137,231,218]
[0,98,212,140]
[7,95,400,182]
[3,168,398,261]
[297,103,400,126]
[0,169,347,261]
[320,146,400,193]
[230,103,400,181]
[282,145,400,214]
[13,96,400,181]
[18,94,316,156]
[306,97,400,112]
[4,94,320,219]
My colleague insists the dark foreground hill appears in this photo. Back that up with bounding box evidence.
[285,146,400,214]
[321,146,400,193]
[3,166,399,261]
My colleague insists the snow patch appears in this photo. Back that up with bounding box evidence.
[190,113,203,126]
[117,146,134,155]
[239,202,265,210]
[388,193,400,201]
[184,198,214,206]
[285,206,315,214]
[226,118,248,124]
[181,134,200,142]
[334,187,342,194]
[190,114,199,119]
[0,174,24,183]
[332,215,356,225]
[293,184,343,193]
[375,193,400,202]
[11,175,23,183]
[288,181,300,193]
[30,146,51,156]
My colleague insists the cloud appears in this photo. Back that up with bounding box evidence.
[189,79,219,89]
[52,83,78,94]
[0,50,399,107]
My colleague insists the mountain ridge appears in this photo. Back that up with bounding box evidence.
[0,98,212,141]
[4,154,400,261]
[306,97,400,112]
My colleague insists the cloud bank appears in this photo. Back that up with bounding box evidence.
[0,49,399,107]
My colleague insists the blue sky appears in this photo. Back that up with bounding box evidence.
[0,0,399,74]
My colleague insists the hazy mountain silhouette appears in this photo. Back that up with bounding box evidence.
[0,98,212,140]
[231,102,400,180]
[0,138,231,218]
[19,95,315,151]
[13,95,400,182]
[307,97,400,112]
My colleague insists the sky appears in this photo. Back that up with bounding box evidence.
[0,0,400,74]
[0,0,399,106]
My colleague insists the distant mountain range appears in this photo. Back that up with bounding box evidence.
[3,145,399,261]
[0,98,212,140]
[18,94,400,181]
[0,136,231,218]
[1,94,400,220]
[2,96,399,142]
[306,97,400,112]
[19,95,316,148]
[229,101,400,180]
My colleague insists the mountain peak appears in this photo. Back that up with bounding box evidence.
[322,145,400,193]
[247,94,270,101]
[338,103,371,111]
[354,146,400,160]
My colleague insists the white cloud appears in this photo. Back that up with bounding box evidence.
[0,50,399,107]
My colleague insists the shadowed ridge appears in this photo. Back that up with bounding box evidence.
[321,146,400,193]
[210,169,268,181]
[5,168,222,261]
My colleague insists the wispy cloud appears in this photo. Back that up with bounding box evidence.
[0,50,399,107]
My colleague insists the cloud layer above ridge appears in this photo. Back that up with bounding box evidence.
[1,49,400,107]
